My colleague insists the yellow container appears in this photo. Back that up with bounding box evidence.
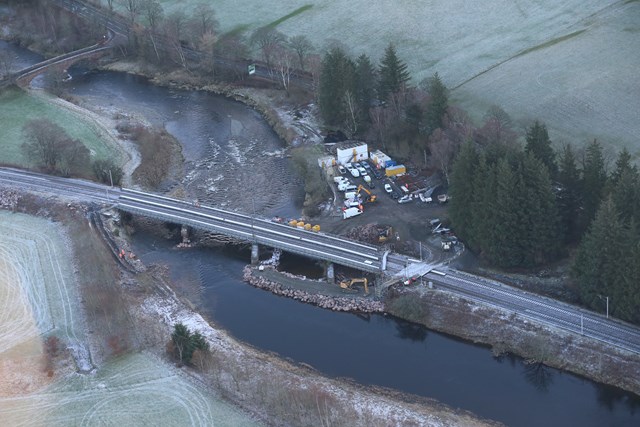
[312,225,321,232]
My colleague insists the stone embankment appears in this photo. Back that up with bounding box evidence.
[242,266,384,313]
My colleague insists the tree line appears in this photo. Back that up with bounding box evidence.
[317,44,450,169]
[449,122,640,324]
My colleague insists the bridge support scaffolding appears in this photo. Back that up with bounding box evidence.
[251,243,259,265]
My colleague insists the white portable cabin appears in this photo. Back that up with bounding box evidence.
[369,149,392,168]
[336,141,368,165]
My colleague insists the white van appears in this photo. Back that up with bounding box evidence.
[344,198,361,208]
[344,191,357,200]
[343,184,357,193]
[342,207,363,219]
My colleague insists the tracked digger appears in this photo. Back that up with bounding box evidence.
[357,185,377,203]
[339,278,370,295]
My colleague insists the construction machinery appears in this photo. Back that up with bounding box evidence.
[339,278,370,295]
[377,225,393,243]
[357,185,377,203]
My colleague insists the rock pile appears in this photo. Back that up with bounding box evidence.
[243,266,384,313]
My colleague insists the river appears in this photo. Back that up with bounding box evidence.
[3,41,640,426]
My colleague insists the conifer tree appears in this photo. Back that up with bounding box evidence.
[424,72,448,134]
[557,143,582,242]
[581,139,607,230]
[485,158,523,267]
[611,168,640,223]
[377,43,410,102]
[469,153,493,251]
[572,198,625,311]
[525,120,556,176]
[449,141,478,241]
[519,153,561,265]
[354,54,376,127]
[318,47,355,126]
[610,147,636,186]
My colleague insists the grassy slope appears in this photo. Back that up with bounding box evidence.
[0,88,119,168]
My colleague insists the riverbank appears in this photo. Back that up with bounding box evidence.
[385,284,640,396]
[102,59,322,148]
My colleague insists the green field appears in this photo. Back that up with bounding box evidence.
[124,0,639,154]
[0,88,121,169]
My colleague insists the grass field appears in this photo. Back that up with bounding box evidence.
[0,211,260,426]
[0,88,121,169]
[136,0,639,153]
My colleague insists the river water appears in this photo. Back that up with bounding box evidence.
[3,41,640,426]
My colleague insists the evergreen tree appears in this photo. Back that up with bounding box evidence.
[469,153,493,251]
[170,323,210,364]
[610,147,636,186]
[525,120,556,176]
[423,72,448,134]
[572,198,625,311]
[377,43,410,102]
[354,53,376,126]
[519,153,561,265]
[171,323,193,364]
[318,47,355,126]
[449,141,478,241]
[485,158,523,267]
[581,139,607,230]
[611,168,640,223]
[620,230,640,323]
[556,144,582,243]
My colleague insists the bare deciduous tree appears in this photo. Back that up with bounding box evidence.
[141,0,164,61]
[342,90,360,137]
[289,35,313,70]
[164,11,188,68]
[192,3,218,40]
[22,119,89,175]
[272,45,294,94]
[429,128,459,184]
[250,27,286,67]
[119,0,141,24]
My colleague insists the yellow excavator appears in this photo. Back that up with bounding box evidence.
[357,185,377,203]
[378,225,393,243]
[339,278,370,295]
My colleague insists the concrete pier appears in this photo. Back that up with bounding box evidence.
[251,243,259,265]
[326,262,335,284]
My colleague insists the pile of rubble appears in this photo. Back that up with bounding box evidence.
[345,223,391,244]
[243,266,384,313]
[0,190,20,210]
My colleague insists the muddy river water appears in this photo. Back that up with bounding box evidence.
[3,41,639,426]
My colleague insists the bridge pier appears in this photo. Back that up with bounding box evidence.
[251,243,259,265]
[180,225,190,244]
[326,262,335,284]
